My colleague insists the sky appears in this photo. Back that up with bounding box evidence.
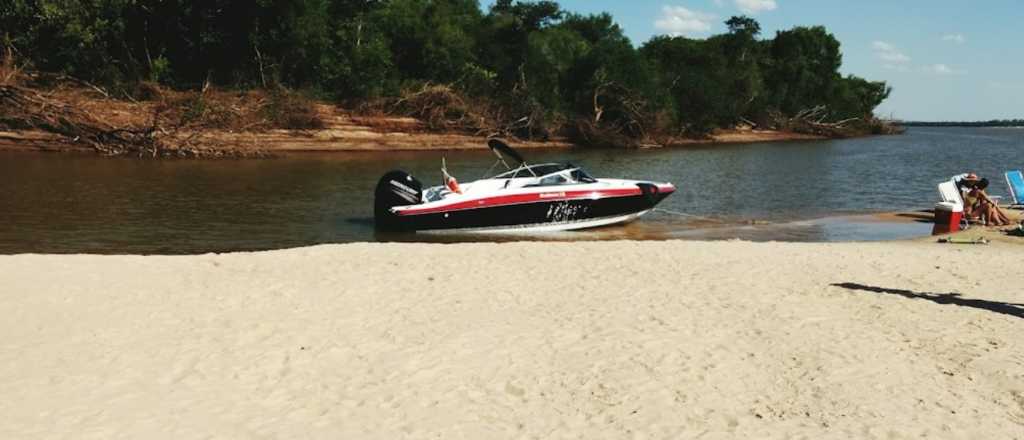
[486,0,1024,121]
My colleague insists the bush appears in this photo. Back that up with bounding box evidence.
[263,88,325,130]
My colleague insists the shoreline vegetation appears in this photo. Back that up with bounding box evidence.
[0,81,830,156]
[1,1,901,158]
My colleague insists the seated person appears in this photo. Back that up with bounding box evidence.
[953,172,979,193]
[968,178,1011,226]
[953,172,979,205]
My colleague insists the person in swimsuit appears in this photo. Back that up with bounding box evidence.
[953,172,979,193]
[958,173,981,220]
[969,178,1011,226]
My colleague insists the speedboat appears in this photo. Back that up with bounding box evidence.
[374,139,676,232]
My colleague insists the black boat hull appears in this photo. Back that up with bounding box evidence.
[383,191,671,232]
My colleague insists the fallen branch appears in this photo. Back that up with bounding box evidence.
[769,106,866,138]
[0,83,269,158]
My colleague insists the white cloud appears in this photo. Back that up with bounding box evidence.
[872,41,911,65]
[871,41,896,52]
[735,0,777,14]
[941,34,966,44]
[925,64,966,75]
[880,52,911,63]
[872,42,966,76]
[654,6,716,36]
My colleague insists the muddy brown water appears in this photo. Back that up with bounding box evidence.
[0,127,1020,254]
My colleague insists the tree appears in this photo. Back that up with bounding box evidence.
[491,0,563,31]
[478,0,564,91]
[1,1,893,142]
[373,0,481,85]
[762,26,843,115]
[726,15,760,37]
[831,75,891,119]
[720,16,764,121]
[642,36,733,134]
[524,27,590,110]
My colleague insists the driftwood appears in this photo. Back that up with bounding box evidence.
[0,83,270,157]
[389,84,488,133]
[385,83,550,140]
[1,84,151,155]
[770,105,861,138]
[366,79,656,147]
[0,43,302,157]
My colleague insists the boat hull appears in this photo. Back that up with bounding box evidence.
[388,190,671,233]
[423,210,652,234]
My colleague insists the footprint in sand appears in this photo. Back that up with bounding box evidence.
[505,382,526,398]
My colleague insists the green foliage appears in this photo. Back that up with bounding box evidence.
[5,1,892,143]
[726,16,761,36]
[524,27,590,111]
[149,56,171,83]
[491,0,563,31]
[456,62,498,96]
[642,36,734,134]
[761,26,843,116]
[372,0,480,85]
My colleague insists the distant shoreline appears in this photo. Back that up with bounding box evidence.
[900,121,1024,128]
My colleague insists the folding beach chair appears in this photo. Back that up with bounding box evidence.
[1006,170,1024,208]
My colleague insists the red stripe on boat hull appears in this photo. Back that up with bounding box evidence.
[396,185,674,216]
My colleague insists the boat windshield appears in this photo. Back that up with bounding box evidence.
[492,163,597,183]
[492,163,567,179]
[509,164,599,187]
[569,167,597,184]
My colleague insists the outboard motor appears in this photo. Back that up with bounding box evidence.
[375,170,423,230]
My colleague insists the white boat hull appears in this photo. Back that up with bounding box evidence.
[420,210,651,234]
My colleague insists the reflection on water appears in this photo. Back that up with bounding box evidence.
[0,127,1019,254]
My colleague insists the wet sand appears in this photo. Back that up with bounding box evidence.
[2,238,1023,439]
[876,208,1024,245]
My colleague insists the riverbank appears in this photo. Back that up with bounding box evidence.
[0,122,823,155]
[0,80,828,156]
[2,239,1022,439]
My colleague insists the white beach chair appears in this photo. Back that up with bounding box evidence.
[937,181,964,209]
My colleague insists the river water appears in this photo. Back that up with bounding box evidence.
[0,127,1021,254]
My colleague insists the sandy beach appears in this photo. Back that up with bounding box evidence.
[2,239,1022,439]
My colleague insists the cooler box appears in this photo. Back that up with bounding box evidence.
[932,201,963,235]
